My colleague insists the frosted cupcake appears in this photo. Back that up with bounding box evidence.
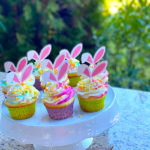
[41,60,75,120]
[81,46,109,84]
[76,61,108,112]
[27,44,51,90]
[4,64,39,120]
[1,57,35,94]
[40,54,69,89]
[60,43,82,87]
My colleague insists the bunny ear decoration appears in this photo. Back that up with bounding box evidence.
[6,72,20,84]
[71,43,83,58]
[57,60,69,81]
[4,61,16,72]
[27,50,39,61]
[17,57,27,72]
[60,49,71,60]
[41,59,53,70]
[78,64,91,78]
[94,46,105,64]
[81,53,93,64]
[39,44,51,61]
[41,71,54,84]
[20,64,33,83]
[54,54,65,69]
[92,61,107,77]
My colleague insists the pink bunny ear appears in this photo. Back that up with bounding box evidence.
[49,71,57,82]
[21,64,33,82]
[27,50,39,61]
[78,64,91,77]
[57,60,69,81]
[17,57,27,72]
[71,43,83,58]
[54,54,65,69]
[92,61,107,77]
[4,61,16,72]
[41,59,53,70]
[40,44,51,61]
[81,53,93,64]
[94,46,105,64]
[60,49,71,60]
[6,72,20,84]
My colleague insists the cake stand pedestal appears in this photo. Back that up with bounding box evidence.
[0,86,119,150]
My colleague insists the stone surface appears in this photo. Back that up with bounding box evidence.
[0,72,150,150]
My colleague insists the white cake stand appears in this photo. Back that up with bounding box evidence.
[0,86,119,150]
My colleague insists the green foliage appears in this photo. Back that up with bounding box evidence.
[94,0,150,90]
[0,0,150,90]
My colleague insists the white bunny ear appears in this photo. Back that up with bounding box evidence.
[54,54,65,69]
[94,46,105,64]
[17,57,27,72]
[41,71,51,84]
[41,59,53,70]
[27,50,39,61]
[71,43,83,58]
[40,44,51,61]
[81,53,93,64]
[92,61,107,77]
[60,49,71,59]
[21,64,33,83]
[78,64,91,78]
[57,60,69,81]
[4,61,16,72]
[6,72,20,84]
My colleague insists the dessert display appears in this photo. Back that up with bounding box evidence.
[41,60,75,120]
[40,54,69,89]
[81,46,108,84]
[1,57,35,94]
[27,44,51,90]
[4,64,39,120]
[60,43,83,87]
[76,61,108,112]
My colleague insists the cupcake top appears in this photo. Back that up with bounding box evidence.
[76,78,108,97]
[59,43,83,74]
[27,44,51,78]
[5,84,39,105]
[41,60,74,105]
[77,61,108,97]
[42,82,75,105]
[68,58,80,73]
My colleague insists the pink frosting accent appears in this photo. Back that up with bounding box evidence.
[45,84,75,106]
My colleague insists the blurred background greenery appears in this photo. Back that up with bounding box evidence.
[0,0,150,90]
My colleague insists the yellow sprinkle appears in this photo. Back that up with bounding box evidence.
[21,82,25,86]
[78,115,82,118]
[71,116,74,118]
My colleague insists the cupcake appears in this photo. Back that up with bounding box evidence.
[76,61,108,112]
[4,64,39,120]
[41,60,75,120]
[1,57,35,94]
[40,54,69,89]
[81,46,109,84]
[60,43,82,87]
[27,44,51,90]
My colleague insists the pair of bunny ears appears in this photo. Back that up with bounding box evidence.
[60,43,83,60]
[41,60,69,84]
[6,64,33,85]
[4,44,52,73]
[81,46,105,65]
[78,61,108,78]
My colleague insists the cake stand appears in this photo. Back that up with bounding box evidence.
[0,86,119,150]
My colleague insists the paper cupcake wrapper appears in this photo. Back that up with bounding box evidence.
[77,95,106,112]
[69,76,81,87]
[7,101,36,120]
[34,78,42,91]
[45,101,74,120]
